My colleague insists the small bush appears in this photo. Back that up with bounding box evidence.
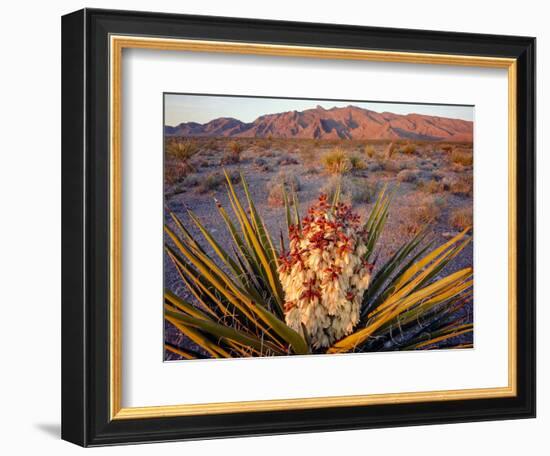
[400,197,442,235]
[166,140,199,161]
[451,149,473,166]
[229,140,244,155]
[197,172,225,194]
[417,178,443,193]
[165,161,195,185]
[348,154,366,170]
[397,169,420,183]
[221,141,245,165]
[182,173,200,188]
[364,144,376,158]
[323,147,352,174]
[267,171,301,206]
[380,159,399,174]
[449,174,473,197]
[400,143,417,155]
[368,162,383,173]
[321,176,376,205]
[449,207,473,230]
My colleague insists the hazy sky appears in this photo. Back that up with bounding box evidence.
[164,93,474,126]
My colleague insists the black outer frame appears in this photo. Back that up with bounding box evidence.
[61,8,536,447]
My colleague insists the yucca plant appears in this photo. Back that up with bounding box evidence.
[164,171,473,359]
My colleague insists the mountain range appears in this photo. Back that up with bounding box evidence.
[165,105,473,142]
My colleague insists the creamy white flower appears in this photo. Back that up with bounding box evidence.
[278,196,373,348]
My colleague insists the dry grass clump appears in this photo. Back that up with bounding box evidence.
[323,147,352,174]
[451,148,473,166]
[221,140,245,165]
[165,139,200,184]
[348,154,366,170]
[364,144,376,158]
[399,195,444,235]
[449,207,473,231]
[197,172,225,194]
[397,169,420,183]
[165,163,193,185]
[449,174,473,197]
[197,171,240,194]
[267,171,301,207]
[380,159,399,174]
[417,178,444,193]
[321,176,377,205]
[182,173,201,189]
[400,143,417,155]
[166,139,199,161]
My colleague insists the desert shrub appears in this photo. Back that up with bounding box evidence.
[267,171,301,206]
[417,178,444,193]
[166,140,199,161]
[368,162,383,173]
[380,159,399,174]
[165,161,195,185]
[229,140,244,155]
[397,169,421,183]
[441,144,454,153]
[400,143,417,155]
[182,173,200,188]
[364,144,376,158]
[197,172,225,194]
[323,147,352,174]
[451,148,473,166]
[221,141,245,165]
[277,155,299,166]
[449,174,473,197]
[400,196,442,235]
[449,206,473,231]
[348,154,366,170]
[191,157,209,169]
[253,157,271,172]
[321,176,376,205]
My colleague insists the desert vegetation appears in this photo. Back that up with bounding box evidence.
[164,136,474,359]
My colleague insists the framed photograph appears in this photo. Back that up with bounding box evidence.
[61,8,536,447]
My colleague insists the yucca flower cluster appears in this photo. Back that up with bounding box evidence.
[278,195,374,348]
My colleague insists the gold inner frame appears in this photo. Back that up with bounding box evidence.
[109,35,518,420]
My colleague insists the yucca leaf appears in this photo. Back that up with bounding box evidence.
[165,314,232,358]
[164,290,213,320]
[166,308,285,355]
[164,343,196,360]
[224,171,283,310]
[367,230,471,319]
[404,323,473,350]
[328,267,472,353]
